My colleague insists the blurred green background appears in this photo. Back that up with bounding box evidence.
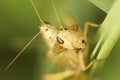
[2,0,120,80]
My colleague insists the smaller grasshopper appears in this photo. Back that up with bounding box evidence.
[5,0,100,80]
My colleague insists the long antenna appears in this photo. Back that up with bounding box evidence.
[31,0,44,24]
[50,0,63,29]
[4,32,40,71]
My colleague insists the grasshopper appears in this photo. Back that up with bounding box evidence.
[5,0,100,80]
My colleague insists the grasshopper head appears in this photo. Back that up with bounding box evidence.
[39,23,58,48]
[56,29,86,50]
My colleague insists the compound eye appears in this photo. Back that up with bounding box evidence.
[82,39,86,44]
[57,36,64,44]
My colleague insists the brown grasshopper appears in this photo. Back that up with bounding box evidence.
[5,0,100,80]
[43,23,100,80]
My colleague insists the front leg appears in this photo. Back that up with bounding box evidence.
[83,22,100,42]
[52,43,67,55]
[79,52,96,71]
[45,43,67,59]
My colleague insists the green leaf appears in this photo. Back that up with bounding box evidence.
[89,0,115,13]
[91,0,120,72]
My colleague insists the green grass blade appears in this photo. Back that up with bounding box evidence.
[89,0,115,13]
[91,0,120,72]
